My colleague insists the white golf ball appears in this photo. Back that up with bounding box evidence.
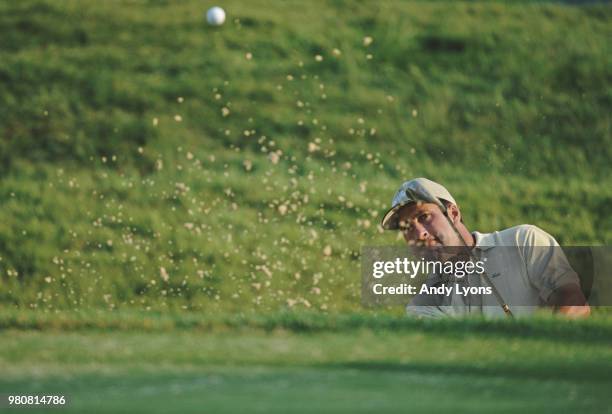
[206,6,226,26]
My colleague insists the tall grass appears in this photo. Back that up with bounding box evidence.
[0,0,610,313]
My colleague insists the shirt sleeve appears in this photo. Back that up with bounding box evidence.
[518,225,581,301]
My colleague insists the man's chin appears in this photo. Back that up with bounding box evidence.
[407,240,443,259]
[408,239,441,247]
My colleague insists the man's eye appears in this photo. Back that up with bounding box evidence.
[399,224,413,232]
[419,213,430,222]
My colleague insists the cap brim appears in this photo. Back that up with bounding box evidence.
[381,201,414,230]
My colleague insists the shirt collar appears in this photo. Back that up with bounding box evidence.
[472,231,495,251]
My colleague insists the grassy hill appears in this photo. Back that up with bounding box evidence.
[0,0,610,312]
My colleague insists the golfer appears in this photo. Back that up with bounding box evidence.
[381,178,590,318]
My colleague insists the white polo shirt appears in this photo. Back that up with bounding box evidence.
[406,224,581,318]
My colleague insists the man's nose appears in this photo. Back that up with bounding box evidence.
[404,223,429,241]
[413,222,429,240]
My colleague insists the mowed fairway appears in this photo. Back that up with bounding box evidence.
[2,316,612,413]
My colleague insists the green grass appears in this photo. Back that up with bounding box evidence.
[1,1,610,175]
[3,309,612,341]
[2,363,609,413]
[0,0,611,312]
[2,314,612,413]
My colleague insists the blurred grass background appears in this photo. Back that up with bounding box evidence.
[0,0,610,314]
[1,311,612,413]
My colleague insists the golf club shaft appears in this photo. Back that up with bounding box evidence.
[441,213,514,317]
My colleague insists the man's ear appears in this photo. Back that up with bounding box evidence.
[446,203,461,225]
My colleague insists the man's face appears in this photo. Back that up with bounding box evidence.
[396,202,462,246]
